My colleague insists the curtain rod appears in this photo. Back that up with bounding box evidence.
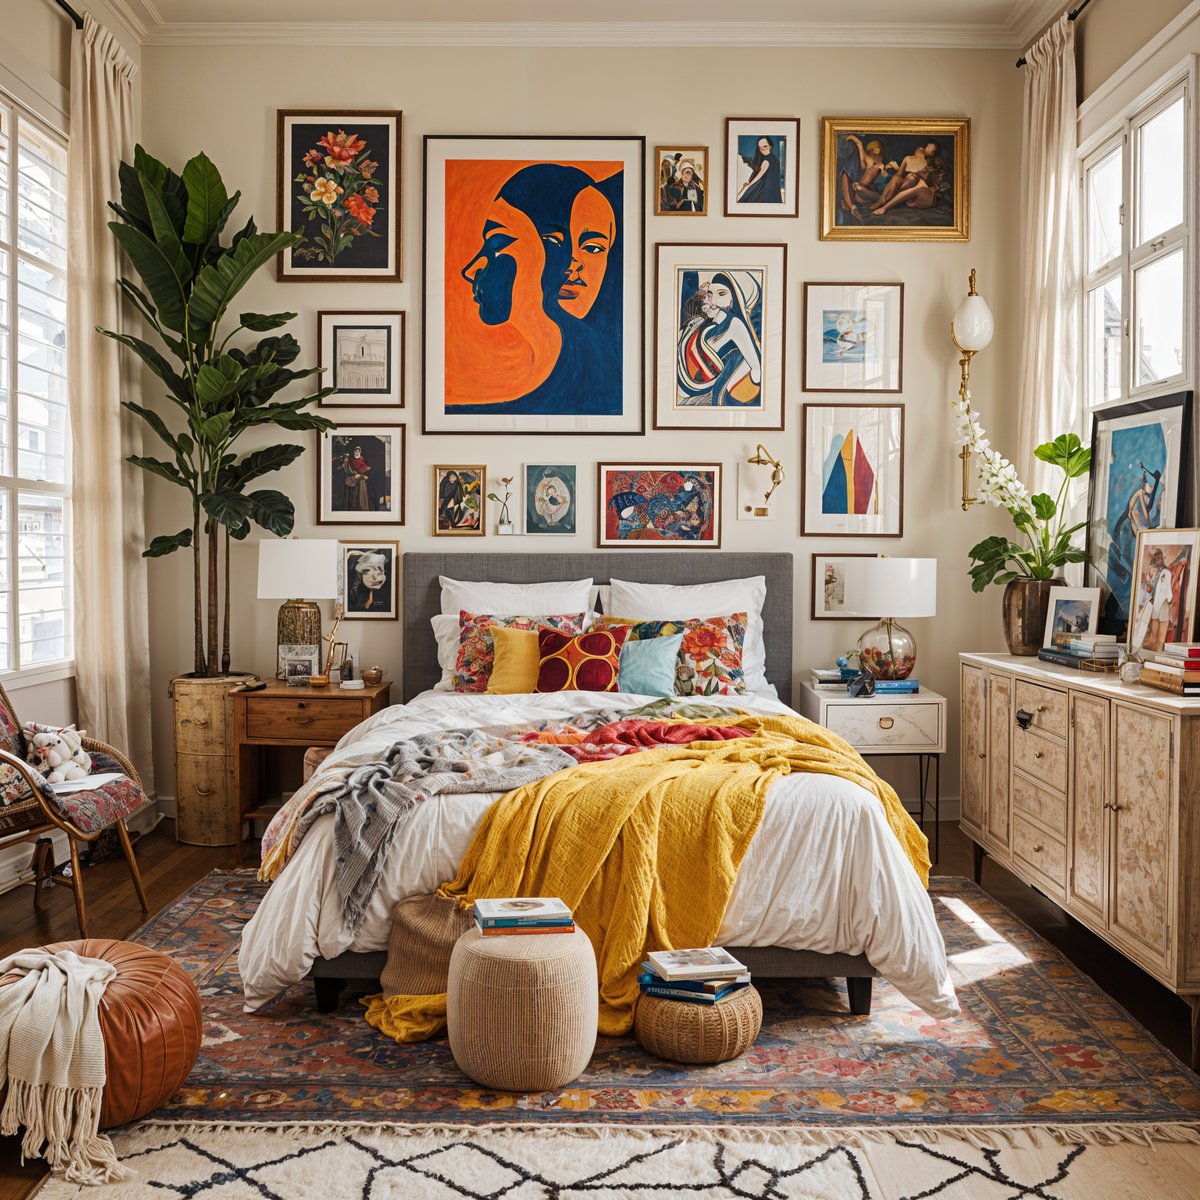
[51,0,84,30]
[1016,0,1092,67]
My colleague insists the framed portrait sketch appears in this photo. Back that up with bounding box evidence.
[338,541,399,621]
[802,282,903,393]
[277,109,402,281]
[434,465,486,536]
[316,424,405,525]
[653,242,786,431]
[525,464,577,535]
[318,311,404,408]
[1128,528,1200,654]
[724,118,799,218]
[811,553,877,620]
[423,134,645,436]
[1042,586,1102,649]
[820,117,969,241]
[1087,391,1192,635]
[802,404,904,538]
[654,146,708,215]
[598,463,721,548]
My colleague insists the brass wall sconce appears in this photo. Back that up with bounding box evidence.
[738,445,785,519]
[950,268,995,511]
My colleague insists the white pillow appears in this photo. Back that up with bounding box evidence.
[439,576,593,618]
[607,576,771,693]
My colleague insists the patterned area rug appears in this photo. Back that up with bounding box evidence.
[135,871,1200,1139]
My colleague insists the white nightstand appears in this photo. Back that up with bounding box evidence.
[796,681,947,861]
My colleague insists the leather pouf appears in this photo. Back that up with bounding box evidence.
[635,984,762,1064]
[447,928,597,1092]
[302,746,332,782]
[0,939,202,1129]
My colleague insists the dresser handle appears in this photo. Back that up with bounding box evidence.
[1104,801,1124,812]
[878,717,894,730]
[1036,705,1046,713]
[295,716,314,726]
[1032,843,1043,853]
[978,751,986,759]
[195,786,214,797]
[193,717,209,728]
[1033,751,1043,760]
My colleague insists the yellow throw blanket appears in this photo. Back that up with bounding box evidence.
[363,713,928,1043]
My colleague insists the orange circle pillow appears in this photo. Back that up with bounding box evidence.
[536,626,630,693]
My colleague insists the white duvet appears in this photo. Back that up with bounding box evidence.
[238,690,958,1018]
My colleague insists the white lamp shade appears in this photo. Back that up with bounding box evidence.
[951,292,994,352]
[841,558,937,619]
[257,539,338,600]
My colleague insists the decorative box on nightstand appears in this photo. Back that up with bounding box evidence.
[796,680,947,860]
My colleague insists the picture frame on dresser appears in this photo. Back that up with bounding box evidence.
[1127,528,1200,655]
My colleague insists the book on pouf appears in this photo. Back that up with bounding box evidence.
[472,896,575,936]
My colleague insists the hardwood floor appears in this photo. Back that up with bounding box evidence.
[0,820,1194,1198]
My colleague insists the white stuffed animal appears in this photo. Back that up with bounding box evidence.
[28,726,92,785]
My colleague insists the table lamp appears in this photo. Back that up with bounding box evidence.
[841,558,937,680]
[256,539,338,678]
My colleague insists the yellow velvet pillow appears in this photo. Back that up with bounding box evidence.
[485,626,542,693]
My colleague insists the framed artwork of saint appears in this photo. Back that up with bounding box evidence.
[316,424,405,524]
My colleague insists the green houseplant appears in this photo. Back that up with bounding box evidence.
[99,147,334,677]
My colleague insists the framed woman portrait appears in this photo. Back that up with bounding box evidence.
[802,282,903,393]
[653,243,786,431]
[338,541,399,620]
[724,118,799,218]
[423,134,645,436]
[1127,528,1200,654]
[316,424,405,525]
[434,465,486,536]
[525,464,577,535]
[654,146,708,216]
[598,463,721,548]
[318,311,405,408]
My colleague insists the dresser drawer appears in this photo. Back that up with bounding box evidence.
[174,752,235,846]
[245,696,359,743]
[824,701,941,752]
[1012,770,1067,837]
[1012,812,1066,892]
[1013,679,1067,741]
[1013,727,1067,793]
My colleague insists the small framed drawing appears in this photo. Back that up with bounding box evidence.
[316,424,405,525]
[339,540,399,621]
[277,642,319,681]
[434,465,486,536]
[811,553,878,620]
[277,109,402,281]
[525,464,577,535]
[802,282,903,393]
[724,118,799,218]
[653,242,787,431]
[1128,528,1200,654]
[318,312,405,408]
[598,463,721,548]
[654,146,708,215]
[802,404,904,538]
[1042,586,1102,649]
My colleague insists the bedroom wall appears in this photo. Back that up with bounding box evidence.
[138,38,1025,811]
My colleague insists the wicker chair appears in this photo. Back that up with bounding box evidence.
[0,681,148,937]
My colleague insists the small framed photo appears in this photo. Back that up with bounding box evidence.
[434,465,486,536]
[525,464,577,535]
[724,118,800,218]
[654,146,708,216]
[802,404,904,538]
[317,424,405,525]
[278,642,319,680]
[1128,528,1200,654]
[811,553,878,620]
[803,283,903,393]
[598,462,721,548]
[339,541,399,621]
[318,311,405,407]
[1042,586,1102,649]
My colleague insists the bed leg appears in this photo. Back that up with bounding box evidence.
[313,977,345,1013]
[846,976,873,1016]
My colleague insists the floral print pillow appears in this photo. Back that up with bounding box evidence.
[453,611,585,693]
[597,613,748,696]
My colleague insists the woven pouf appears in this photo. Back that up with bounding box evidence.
[0,938,203,1129]
[635,984,762,1064]
[303,746,332,781]
[447,927,598,1092]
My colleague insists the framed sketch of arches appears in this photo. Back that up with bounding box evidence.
[318,311,405,408]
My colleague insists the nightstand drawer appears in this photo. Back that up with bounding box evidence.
[245,696,358,743]
[1012,770,1067,837]
[824,701,941,752]
[1013,813,1066,892]
[1013,680,1067,741]
[1013,727,1067,793]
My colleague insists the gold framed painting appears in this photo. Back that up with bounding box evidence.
[654,146,709,216]
[433,465,486,536]
[820,117,969,242]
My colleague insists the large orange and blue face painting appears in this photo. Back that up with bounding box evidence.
[423,137,645,436]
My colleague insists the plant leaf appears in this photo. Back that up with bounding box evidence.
[188,231,300,340]
[226,443,305,487]
[1031,492,1057,521]
[200,489,252,527]
[239,312,297,333]
[97,328,191,404]
[140,173,191,283]
[108,221,190,336]
[181,151,229,245]
[247,489,295,536]
[121,400,178,452]
[128,454,184,486]
[144,528,193,558]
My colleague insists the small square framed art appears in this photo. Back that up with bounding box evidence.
[318,311,405,408]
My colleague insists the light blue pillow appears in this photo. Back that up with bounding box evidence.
[619,633,684,697]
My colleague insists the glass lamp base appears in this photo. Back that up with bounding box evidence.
[857,618,916,680]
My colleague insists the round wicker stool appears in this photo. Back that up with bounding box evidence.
[447,928,597,1092]
[635,984,762,1065]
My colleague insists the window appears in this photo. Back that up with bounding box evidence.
[0,97,71,674]
[1081,75,1193,410]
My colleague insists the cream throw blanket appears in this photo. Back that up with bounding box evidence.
[0,949,129,1185]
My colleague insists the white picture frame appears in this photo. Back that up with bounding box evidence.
[802,282,903,393]
[1042,586,1102,649]
[317,424,406,525]
[318,311,405,408]
[724,117,800,218]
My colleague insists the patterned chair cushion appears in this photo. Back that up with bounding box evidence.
[0,755,144,838]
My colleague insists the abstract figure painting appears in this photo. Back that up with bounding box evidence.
[338,541,399,621]
[434,465,486,537]
[1128,529,1200,654]
[655,147,708,216]
[318,311,404,407]
[598,463,721,548]
[802,282,903,393]
[423,135,644,435]
[317,425,405,525]
[525,464,577,535]
[802,404,904,537]
[821,118,969,241]
[724,119,799,218]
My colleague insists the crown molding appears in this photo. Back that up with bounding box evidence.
[97,0,151,42]
[1006,0,1067,48]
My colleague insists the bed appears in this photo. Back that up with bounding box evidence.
[238,551,956,1022]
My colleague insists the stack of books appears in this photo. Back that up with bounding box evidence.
[1038,634,1119,670]
[638,947,750,1005]
[1140,642,1200,696]
[473,897,575,937]
[873,677,920,695]
[810,666,848,692]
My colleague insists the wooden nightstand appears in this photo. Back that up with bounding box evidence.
[796,681,947,861]
[232,680,392,857]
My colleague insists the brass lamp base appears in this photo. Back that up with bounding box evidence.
[276,599,322,679]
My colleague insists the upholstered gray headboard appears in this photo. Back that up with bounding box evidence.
[401,552,793,704]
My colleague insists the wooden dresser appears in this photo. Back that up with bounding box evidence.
[959,651,1200,1066]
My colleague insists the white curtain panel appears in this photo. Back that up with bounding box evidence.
[67,17,154,791]
[1017,15,1081,497]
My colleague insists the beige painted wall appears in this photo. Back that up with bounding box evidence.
[1077,0,1193,98]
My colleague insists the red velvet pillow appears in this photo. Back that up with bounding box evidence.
[536,626,630,693]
